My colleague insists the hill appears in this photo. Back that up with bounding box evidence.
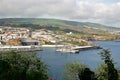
[0,18,119,40]
[0,18,119,30]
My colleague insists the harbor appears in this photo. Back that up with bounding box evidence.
[38,41,120,80]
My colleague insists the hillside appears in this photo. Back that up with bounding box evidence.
[0,18,115,29]
[0,18,119,30]
[0,18,119,40]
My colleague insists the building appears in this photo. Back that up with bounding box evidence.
[21,39,39,46]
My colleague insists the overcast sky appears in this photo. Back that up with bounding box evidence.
[0,0,120,27]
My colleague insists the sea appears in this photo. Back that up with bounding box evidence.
[37,41,120,80]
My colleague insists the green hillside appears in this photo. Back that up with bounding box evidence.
[0,18,116,29]
[0,18,118,40]
[0,18,117,30]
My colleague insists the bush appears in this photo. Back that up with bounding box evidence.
[0,51,48,80]
[63,61,87,80]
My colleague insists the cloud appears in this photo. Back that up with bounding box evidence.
[0,0,120,27]
[70,1,120,27]
[0,0,76,18]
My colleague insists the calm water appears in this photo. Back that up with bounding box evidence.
[37,41,120,80]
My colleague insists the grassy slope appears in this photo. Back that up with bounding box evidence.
[0,18,110,28]
[0,18,119,33]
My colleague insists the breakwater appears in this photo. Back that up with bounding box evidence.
[0,45,42,51]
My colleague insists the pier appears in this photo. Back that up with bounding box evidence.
[0,45,43,51]
[56,45,80,53]
[56,45,102,53]
[72,45,102,50]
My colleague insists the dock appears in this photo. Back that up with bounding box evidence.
[72,45,102,50]
[56,45,102,53]
[56,48,79,53]
[56,45,80,53]
[0,45,43,51]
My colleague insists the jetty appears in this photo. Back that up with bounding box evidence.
[56,48,79,53]
[56,45,101,53]
[72,45,102,50]
[56,45,80,53]
[42,45,64,47]
[0,45,43,51]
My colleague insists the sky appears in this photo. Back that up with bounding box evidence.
[0,0,120,27]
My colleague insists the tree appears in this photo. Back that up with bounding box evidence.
[64,49,119,80]
[0,60,10,80]
[99,49,118,80]
[63,61,87,80]
[96,64,120,80]
[79,68,97,80]
[64,61,97,80]
[0,50,48,80]
[96,64,108,80]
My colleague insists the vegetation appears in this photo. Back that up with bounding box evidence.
[98,49,119,80]
[63,61,87,80]
[0,47,119,80]
[63,61,97,80]
[64,49,119,80]
[45,41,55,45]
[63,40,88,46]
[78,68,97,80]
[96,64,108,80]
[0,51,48,80]
[0,18,119,30]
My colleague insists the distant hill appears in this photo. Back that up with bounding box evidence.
[0,18,120,34]
[0,18,119,30]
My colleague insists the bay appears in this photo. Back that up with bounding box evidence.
[37,41,120,80]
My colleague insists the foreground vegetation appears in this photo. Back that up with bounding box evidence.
[0,49,119,80]
[64,49,120,80]
[0,51,48,80]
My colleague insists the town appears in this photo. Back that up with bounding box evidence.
[0,26,94,46]
[0,26,100,53]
